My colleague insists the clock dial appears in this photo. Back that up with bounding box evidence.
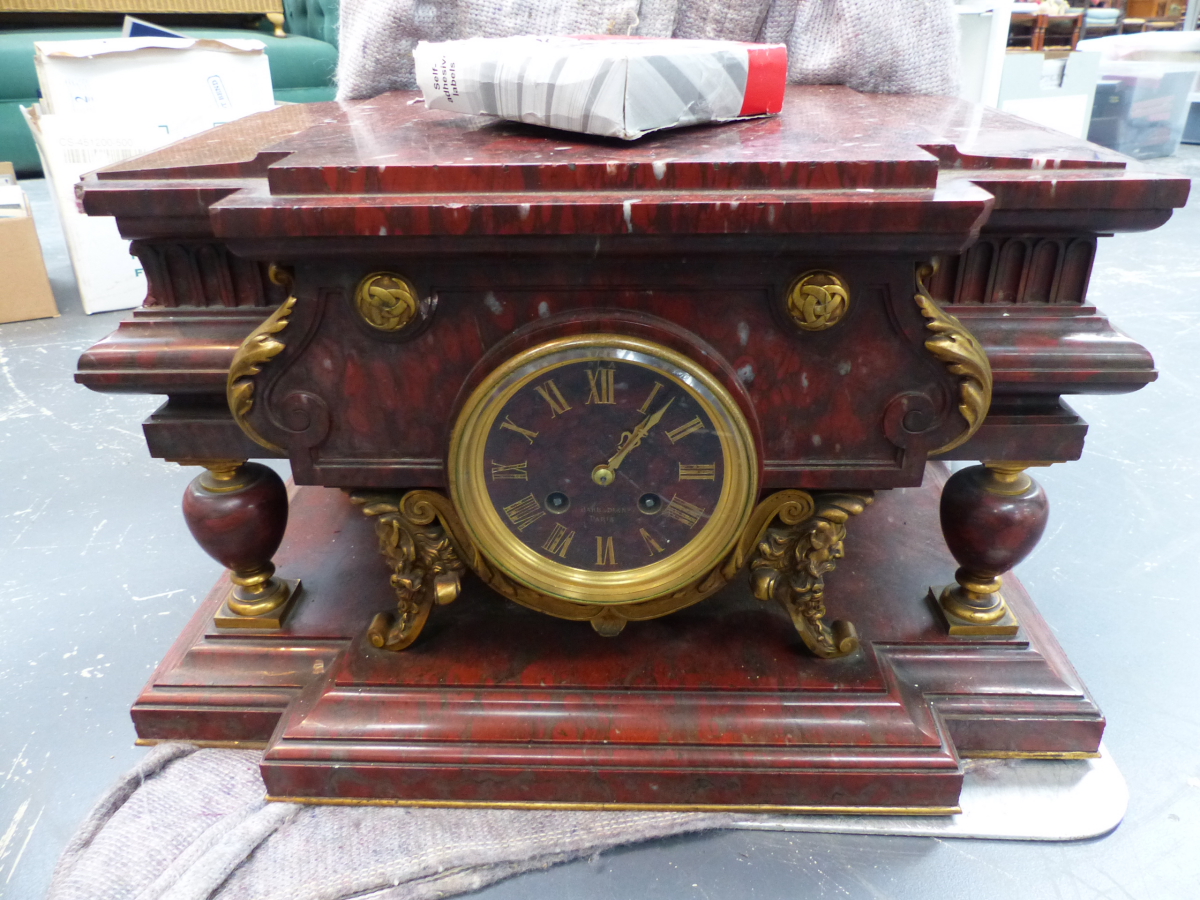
[450,334,758,606]
[482,358,725,572]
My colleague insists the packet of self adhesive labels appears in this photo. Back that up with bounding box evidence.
[413,35,788,140]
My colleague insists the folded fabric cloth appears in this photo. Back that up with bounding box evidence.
[336,0,960,102]
[47,744,736,900]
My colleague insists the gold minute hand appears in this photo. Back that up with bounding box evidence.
[607,398,674,471]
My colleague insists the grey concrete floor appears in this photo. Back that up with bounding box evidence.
[2,147,1199,899]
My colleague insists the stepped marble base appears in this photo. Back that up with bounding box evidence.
[133,472,1104,813]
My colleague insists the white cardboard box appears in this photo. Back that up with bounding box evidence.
[35,37,274,133]
[998,51,1101,140]
[956,0,1014,107]
[22,108,162,314]
[24,38,275,314]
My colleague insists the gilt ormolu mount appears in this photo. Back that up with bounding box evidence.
[75,87,1188,811]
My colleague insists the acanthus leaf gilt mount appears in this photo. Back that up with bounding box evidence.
[915,262,994,457]
[226,265,295,456]
[353,487,872,657]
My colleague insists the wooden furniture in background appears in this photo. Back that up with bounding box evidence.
[1009,10,1084,50]
[1122,0,1186,28]
[1125,0,1173,15]
[1081,0,1127,38]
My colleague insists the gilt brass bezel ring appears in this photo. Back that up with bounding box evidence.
[448,334,759,607]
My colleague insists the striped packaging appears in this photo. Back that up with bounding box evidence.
[413,36,787,140]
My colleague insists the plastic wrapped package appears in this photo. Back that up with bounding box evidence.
[413,36,787,140]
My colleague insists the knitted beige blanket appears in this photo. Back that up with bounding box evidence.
[46,744,735,900]
[336,0,960,101]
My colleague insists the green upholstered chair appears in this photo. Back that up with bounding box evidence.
[0,0,339,174]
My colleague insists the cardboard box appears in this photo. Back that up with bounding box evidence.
[34,37,275,136]
[0,161,59,325]
[23,37,275,314]
[955,1,1014,107]
[21,108,159,314]
[998,51,1101,139]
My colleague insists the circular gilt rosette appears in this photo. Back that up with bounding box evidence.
[786,271,850,332]
[355,272,420,332]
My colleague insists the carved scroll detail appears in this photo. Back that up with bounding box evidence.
[378,490,578,626]
[351,488,873,657]
[749,492,874,659]
[915,263,993,456]
[353,491,465,651]
[226,267,295,454]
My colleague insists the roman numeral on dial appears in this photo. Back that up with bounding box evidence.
[534,379,572,417]
[663,495,706,529]
[640,528,665,556]
[491,461,528,480]
[666,417,705,443]
[638,382,665,415]
[500,416,538,444]
[595,536,616,566]
[503,494,545,531]
[542,523,575,558]
[678,463,716,481]
[586,367,616,405]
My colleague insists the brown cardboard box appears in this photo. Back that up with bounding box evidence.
[0,161,59,325]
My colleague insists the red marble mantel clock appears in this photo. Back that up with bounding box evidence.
[75,86,1189,813]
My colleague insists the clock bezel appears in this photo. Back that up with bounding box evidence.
[448,333,759,606]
